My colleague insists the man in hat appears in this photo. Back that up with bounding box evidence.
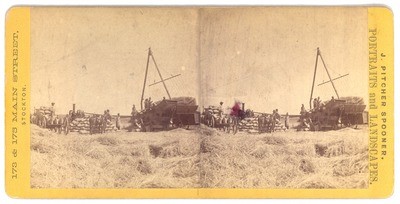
[144,98,149,110]
[284,112,290,130]
[274,109,281,122]
[148,97,153,108]
[105,109,112,122]
[317,97,322,109]
[313,98,318,110]
[300,104,306,120]
[218,101,224,117]
[131,104,138,123]
[50,102,56,117]
[116,113,121,130]
[131,104,137,117]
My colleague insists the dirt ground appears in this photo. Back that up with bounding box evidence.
[30,124,368,189]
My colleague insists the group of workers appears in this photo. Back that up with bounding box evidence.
[299,96,335,130]
[143,97,154,110]
[312,97,322,110]
[272,109,290,130]
[102,105,140,131]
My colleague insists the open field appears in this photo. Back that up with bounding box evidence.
[31,124,368,189]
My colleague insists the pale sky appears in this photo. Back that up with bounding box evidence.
[31,7,367,115]
[200,7,367,114]
[31,7,200,115]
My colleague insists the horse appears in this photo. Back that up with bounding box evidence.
[221,114,240,134]
[258,114,275,133]
[97,115,107,134]
[89,115,107,134]
[89,115,99,134]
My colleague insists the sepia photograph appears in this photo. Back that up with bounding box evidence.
[30,7,368,189]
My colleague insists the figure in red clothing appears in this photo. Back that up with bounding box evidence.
[230,101,241,117]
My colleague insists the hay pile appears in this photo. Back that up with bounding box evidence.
[30,124,368,189]
[339,96,364,105]
[200,125,368,188]
[30,125,200,188]
[324,96,365,105]
[70,116,118,134]
[171,96,197,105]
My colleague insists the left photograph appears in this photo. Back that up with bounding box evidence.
[30,7,202,188]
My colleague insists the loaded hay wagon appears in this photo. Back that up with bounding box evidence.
[201,103,248,134]
[31,106,70,135]
[202,106,232,131]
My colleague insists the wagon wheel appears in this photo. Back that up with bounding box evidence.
[210,117,215,128]
[42,118,47,128]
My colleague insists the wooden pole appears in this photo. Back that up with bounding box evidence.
[309,48,320,109]
[140,48,151,111]
[149,74,181,87]
[150,52,171,99]
[317,73,349,86]
[319,50,340,99]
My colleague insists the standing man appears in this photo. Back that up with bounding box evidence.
[275,109,281,122]
[317,97,321,109]
[144,98,149,110]
[103,110,111,124]
[313,98,318,110]
[218,101,224,117]
[148,97,153,108]
[116,113,121,130]
[131,105,137,119]
[300,104,306,118]
[131,104,138,127]
[271,109,277,132]
[50,102,56,117]
[284,112,290,130]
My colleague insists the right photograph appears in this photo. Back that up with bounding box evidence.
[199,7,368,189]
